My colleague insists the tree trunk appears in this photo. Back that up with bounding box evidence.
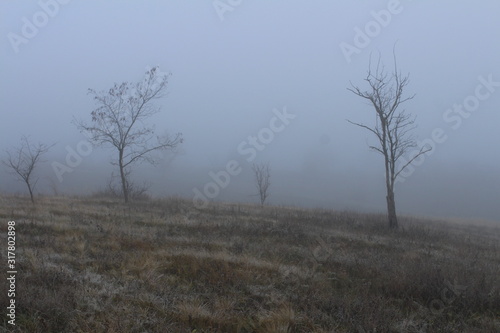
[118,149,129,203]
[386,190,398,229]
[383,149,398,229]
[26,181,35,205]
[384,153,398,228]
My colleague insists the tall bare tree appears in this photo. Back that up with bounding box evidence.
[347,54,430,228]
[3,136,52,204]
[252,162,271,206]
[75,67,182,203]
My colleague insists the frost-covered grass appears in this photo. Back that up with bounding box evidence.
[0,194,499,332]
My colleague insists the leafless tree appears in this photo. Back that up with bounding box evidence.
[347,53,430,228]
[3,136,52,204]
[75,66,182,203]
[252,162,271,206]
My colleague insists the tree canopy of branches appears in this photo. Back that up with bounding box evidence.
[75,67,182,203]
[347,54,430,229]
[3,136,52,204]
[252,162,271,206]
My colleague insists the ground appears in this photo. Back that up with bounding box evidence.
[0,194,499,332]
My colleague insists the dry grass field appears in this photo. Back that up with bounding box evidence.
[0,194,499,332]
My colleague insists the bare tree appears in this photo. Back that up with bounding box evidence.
[3,136,52,204]
[75,66,182,203]
[252,162,271,206]
[347,54,430,228]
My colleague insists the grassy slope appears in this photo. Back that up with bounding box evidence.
[0,194,499,332]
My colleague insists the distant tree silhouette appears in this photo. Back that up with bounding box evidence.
[75,67,182,203]
[348,53,430,228]
[252,162,271,206]
[3,136,52,204]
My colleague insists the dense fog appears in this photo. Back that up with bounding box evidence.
[1,1,499,222]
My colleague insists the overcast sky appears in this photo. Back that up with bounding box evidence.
[1,1,499,222]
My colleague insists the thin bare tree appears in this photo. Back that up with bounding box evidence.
[252,162,271,206]
[75,66,182,203]
[3,136,52,204]
[347,53,430,228]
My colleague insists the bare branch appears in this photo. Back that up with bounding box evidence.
[122,133,183,168]
[347,119,383,143]
[394,146,432,179]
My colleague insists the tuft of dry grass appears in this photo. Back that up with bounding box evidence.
[0,194,499,332]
